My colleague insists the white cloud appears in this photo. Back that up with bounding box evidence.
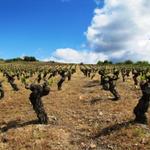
[86,0,150,62]
[44,48,108,64]
[45,0,150,63]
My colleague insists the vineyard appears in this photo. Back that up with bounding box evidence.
[0,61,150,150]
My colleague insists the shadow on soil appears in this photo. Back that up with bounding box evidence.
[83,80,100,88]
[0,119,39,132]
[92,119,135,139]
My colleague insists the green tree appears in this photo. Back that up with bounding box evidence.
[23,56,37,61]
[124,60,134,64]
[135,61,149,65]
[97,60,103,65]
[103,60,113,64]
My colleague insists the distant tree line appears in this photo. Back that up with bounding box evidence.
[23,56,37,61]
[0,59,4,61]
[97,60,149,65]
[97,60,113,65]
[3,56,37,62]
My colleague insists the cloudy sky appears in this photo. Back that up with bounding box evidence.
[0,0,150,63]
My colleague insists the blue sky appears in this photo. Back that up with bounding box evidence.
[0,0,103,60]
[1,0,150,63]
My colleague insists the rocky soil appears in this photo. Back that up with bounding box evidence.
[0,67,150,150]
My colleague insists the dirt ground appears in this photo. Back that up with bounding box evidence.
[1,66,150,150]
